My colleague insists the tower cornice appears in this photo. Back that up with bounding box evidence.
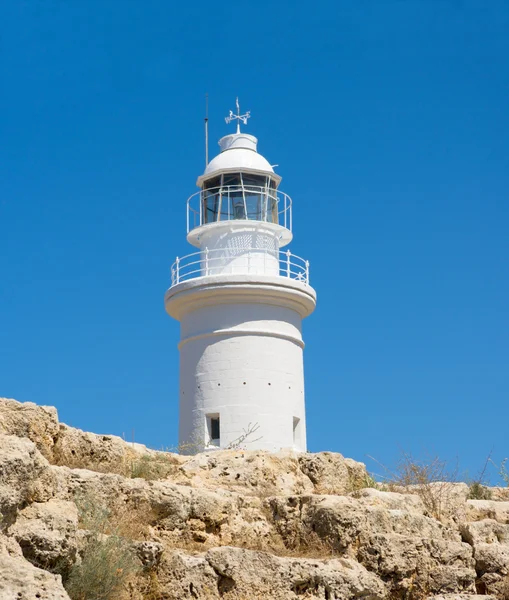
[164,275,316,321]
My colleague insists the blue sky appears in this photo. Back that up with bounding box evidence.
[1,1,508,482]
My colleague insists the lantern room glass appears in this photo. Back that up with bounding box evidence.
[202,173,278,224]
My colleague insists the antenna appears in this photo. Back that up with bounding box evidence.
[204,93,209,166]
[225,97,251,134]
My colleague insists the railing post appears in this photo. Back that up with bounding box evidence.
[286,250,291,278]
[199,191,203,227]
[175,257,180,284]
[305,260,310,285]
[205,247,209,276]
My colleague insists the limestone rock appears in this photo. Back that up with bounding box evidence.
[461,519,509,546]
[0,397,59,461]
[9,499,78,574]
[429,596,497,600]
[358,534,475,595]
[0,434,55,527]
[0,534,70,600]
[467,499,509,524]
[298,451,368,494]
[53,423,139,474]
[203,546,387,600]
[133,540,164,567]
[179,449,315,496]
[350,487,426,514]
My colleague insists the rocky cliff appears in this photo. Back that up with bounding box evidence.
[0,397,507,600]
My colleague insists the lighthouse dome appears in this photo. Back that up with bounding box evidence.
[197,133,277,185]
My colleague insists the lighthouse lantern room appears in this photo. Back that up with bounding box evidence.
[165,100,316,454]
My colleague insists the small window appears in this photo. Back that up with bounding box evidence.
[206,413,220,446]
[293,417,301,448]
[211,417,220,441]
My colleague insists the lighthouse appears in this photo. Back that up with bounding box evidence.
[165,100,316,454]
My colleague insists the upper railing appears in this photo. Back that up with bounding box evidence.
[187,185,292,233]
[170,247,309,288]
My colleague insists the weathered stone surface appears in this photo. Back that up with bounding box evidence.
[467,499,509,523]
[350,487,426,513]
[9,499,78,574]
[0,397,59,461]
[461,519,509,545]
[269,492,460,556]
[358,534,476,596]
[179,449,315,496]
[202,546,387,600]
[429,596,497,600]
[0,434,55,527]
[133,540,164,567]
[298,451,368,494]
[53,423,150,474]
[0,534,70,600]
[6,395,509,599]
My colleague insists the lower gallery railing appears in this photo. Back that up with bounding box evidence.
[170,248,310,288]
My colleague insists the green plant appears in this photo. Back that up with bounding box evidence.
[64,492,140,600]
[348,472,379,494]
[468,481,492,500]
[65,534,138,600]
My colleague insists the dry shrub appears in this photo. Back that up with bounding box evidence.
[63,490,163,600]
[370,451,458,520]
[65,492,140,600]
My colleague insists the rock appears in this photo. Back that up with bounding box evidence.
[179,449,315,496]
[53,423,138,474]
[9,499,78,574]
[202,546,387,600]
[155,550,220,599]
[358,535,476,596]
[428,594,498,600]
[474,542,509,573]
[0,397,59,461]
[0,534,70,600]
[350,487,425,514]
[0,434,55,528]
[133,540,164,567]
[298,451,368,494]
[269,492,460,556]
[461,519,509,546]
[467,500,509,524]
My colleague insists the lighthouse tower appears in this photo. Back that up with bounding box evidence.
[165,101,316,454]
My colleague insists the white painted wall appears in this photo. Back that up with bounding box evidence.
[178,301,307,453]
[198,223,280,277]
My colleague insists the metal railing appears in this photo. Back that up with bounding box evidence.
[187,185,292,233]
[170,247,310,288]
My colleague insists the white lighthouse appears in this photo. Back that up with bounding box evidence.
[165,100,316,454]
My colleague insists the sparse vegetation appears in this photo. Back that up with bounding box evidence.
[64,492,140,600]
[468,481,492,500]
[129,452,178,480]
[369,451,458,520]
[347,472,379,494]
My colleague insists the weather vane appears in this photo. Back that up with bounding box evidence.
[225,97,251,134]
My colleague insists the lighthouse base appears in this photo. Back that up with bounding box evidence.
[165,275,316,454]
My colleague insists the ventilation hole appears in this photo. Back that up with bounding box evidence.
[218,383,221,386]
[268,383,271,386]
[243,382,246,385]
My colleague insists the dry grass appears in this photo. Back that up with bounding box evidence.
[53,448,182,482]
[369,451,458,520]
